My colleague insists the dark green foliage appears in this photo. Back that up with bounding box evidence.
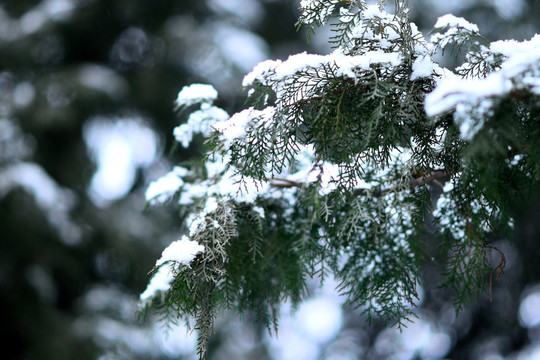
[140,1,540,358]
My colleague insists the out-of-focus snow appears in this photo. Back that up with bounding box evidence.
[267,295,343,360]
[519,287,540,328]
[207,0,263,26]
[214,24,270,73]
[79,284,197,358]
[493,0,526,20]
[0,162,81,244]
[77,64,128,98]
[84,116,158,206]
[0,0,76,40]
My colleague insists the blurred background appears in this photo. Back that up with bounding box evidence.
[1,0,540,359]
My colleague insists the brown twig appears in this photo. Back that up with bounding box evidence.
[270,177,304,189]
[487,245,506,302]
[269,170,448,196]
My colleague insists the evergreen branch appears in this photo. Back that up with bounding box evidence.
[141,1,538,356]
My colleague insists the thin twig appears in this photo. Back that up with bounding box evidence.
[269,170,448,197]
[487,245,506,302]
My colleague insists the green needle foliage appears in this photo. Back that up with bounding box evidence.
[139,1,540,358]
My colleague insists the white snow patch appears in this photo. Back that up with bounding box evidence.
[434,14,479,32]
[139,264,175,301]
[145,166,188,205]
[411,55,435,80]
[212,106,275,148]
[242,59,282,87]
[155,235,205,267]
[426,33,540,139]
[253,205,265,218]
[175,84,218,107]
[173,104,229,147]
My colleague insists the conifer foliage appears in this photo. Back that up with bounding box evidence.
[140,1,540,358]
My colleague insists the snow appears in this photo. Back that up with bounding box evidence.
[519,289,540,328]
[333,50,402,79]
[490,34,540,58]
[426,33,540,139]
[274,52,325,79]
[203,196,219,214]
[84,117,158,206]
[175,161,270,209]
[207,170,268,204]
[442,179,454,193]
[425,75,509,117]
[145,166,188,205]
[434,14,479,33]
[243,50,403,102]
[242,59,282,87]
[363,4,388,20]
[173,104,229,147]
[430,15,481,50]
[212,106,275,148]
[0,162,81,244]
[411,55,435,80]
[170,137,410,209]
[300,0,317,7]
[253,205,265,218]
[139,233,207,302]
[179,182,208,205]
[205,154,230,178]
[175,84,218,107]
[212,108,255,146]
[187,196,223,236]
[155,235,205,266]
[283,145,412,197]
[493,0,525,20]
[213,25,269,73]
[275,51,402,81]
[139,264,175,301]
[207,0,263,26]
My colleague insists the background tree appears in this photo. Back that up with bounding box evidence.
[0,1,308,359]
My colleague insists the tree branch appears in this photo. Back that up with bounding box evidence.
[269,170,449,196]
